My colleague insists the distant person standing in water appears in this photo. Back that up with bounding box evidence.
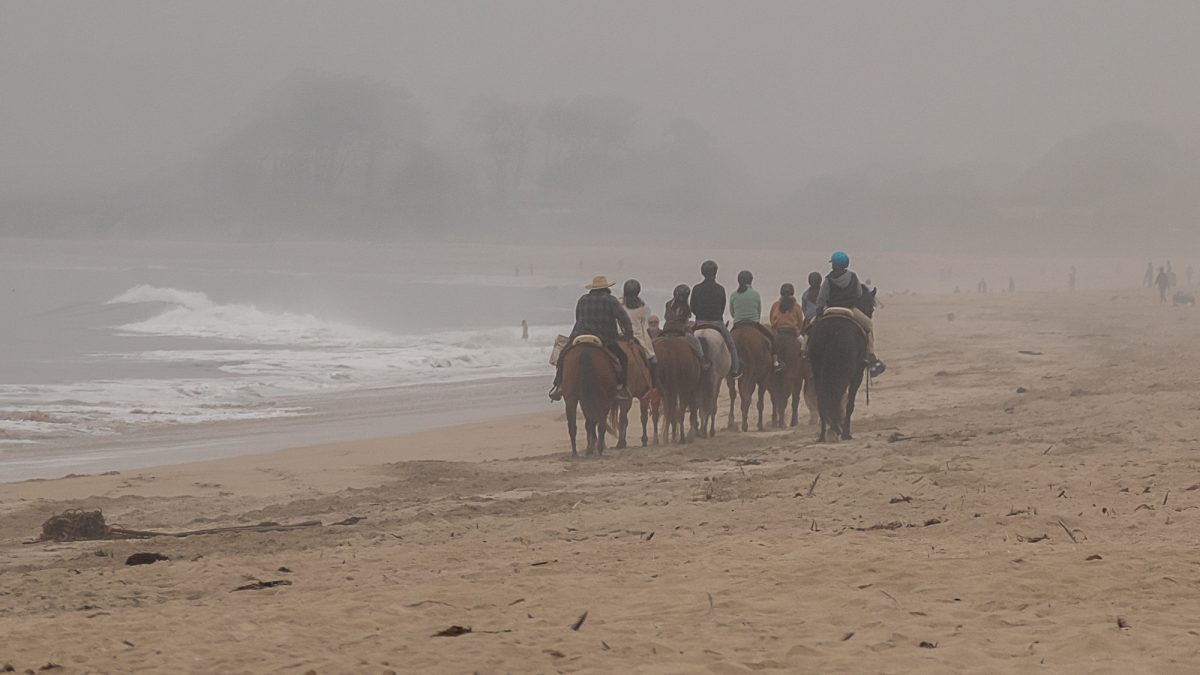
[521,319,529,340]
[1008,277,1015,293]
[1068,266,1076,291]
[1156,267,1170,303]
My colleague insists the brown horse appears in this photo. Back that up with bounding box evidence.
[769,328,817,427]
[609,341,656,448]
[560,342,619,457]
[727,323,773,432]
[653,336,701,444]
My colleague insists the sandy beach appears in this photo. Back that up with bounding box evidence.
[3,288,1200,673]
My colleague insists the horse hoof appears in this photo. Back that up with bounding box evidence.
[615,440,627,450]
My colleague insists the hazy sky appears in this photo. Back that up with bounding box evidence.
[3,0,1199,194]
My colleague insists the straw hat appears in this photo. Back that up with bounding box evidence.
[585,275,615,290]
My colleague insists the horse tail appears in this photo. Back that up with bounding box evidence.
[579,347,594,421]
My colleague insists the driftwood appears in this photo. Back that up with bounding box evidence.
[36,509,357,543]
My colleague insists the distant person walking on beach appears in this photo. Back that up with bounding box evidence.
[1068,266,1076,291]
[521,319,528,340]
[1156,267,1170,303]
[1008,276,1015,293]
[1144,262,1155,288]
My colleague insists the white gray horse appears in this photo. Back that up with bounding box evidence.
[694,326,732,439]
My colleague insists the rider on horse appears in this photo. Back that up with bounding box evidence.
[815,251,886,377]
[770,282,805,339]
[660,284,707,368]
[549,275,634,402]
[621,279,657,388]
[691,260,741,378]
[730,270,783,371]
[800,271,823,326]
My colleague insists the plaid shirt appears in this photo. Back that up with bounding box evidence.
[570,290,632,344]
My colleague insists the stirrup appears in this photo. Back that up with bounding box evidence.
[869,359,886,378]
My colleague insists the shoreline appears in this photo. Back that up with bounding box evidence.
[4,289,1200,672]
[1,375,550,483]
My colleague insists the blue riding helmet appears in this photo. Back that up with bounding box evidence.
[830,251,850,269]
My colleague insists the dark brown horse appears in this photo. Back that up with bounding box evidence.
[727,323,773,432]
[806,289,876,442]
[610,341,655,448]
[560,342,619,457]
[653,336,701,444]
[769,328,816,427]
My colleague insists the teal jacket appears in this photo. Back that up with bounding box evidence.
[729,287,762,323]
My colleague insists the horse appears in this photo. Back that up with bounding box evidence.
[653,336,701,444]
[694,326,732,439]
[806,288,877,442]
[609,340,656,448]
[727,322,772,432]
[559,340,619,457]
[769,328,817,427]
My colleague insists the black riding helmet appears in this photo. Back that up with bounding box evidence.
[701,260,718,279]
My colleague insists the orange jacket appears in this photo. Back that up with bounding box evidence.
[769,299,804,333]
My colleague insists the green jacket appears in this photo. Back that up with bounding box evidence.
[729,287,762,323]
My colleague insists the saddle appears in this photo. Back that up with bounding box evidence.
[818,307,868,339]
[566,334,622,372]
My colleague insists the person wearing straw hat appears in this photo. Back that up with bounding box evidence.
[549,275,634,402]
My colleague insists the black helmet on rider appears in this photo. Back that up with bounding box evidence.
[701,260,718,279]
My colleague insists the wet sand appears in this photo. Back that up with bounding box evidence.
[3,288,1199,673]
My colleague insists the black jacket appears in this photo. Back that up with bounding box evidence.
[690,279,726,322]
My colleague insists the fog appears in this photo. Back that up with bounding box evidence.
[3,1,1199,254]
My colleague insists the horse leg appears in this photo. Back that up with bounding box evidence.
[566,399,579,458]
[790,385,801,427]
[739,380,752,432]
[804,378,818,425]
[726,376,738,432]
[844,372,863,441]
[756,384,765,431]
[640,399,649,447]
[615,399,630,450]
[597,409,608,456]
[585,416,597,457]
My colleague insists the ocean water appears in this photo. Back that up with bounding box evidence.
[0,240,585,464]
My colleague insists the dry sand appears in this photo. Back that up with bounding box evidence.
[2,288,1199,673]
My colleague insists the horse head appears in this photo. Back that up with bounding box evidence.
[856,287,878,318]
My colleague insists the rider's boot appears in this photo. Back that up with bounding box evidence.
[868,354,886,378]
[548,384,564,401]
[616,384,632,401]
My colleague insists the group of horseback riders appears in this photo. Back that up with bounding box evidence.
[548,251,885,402]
